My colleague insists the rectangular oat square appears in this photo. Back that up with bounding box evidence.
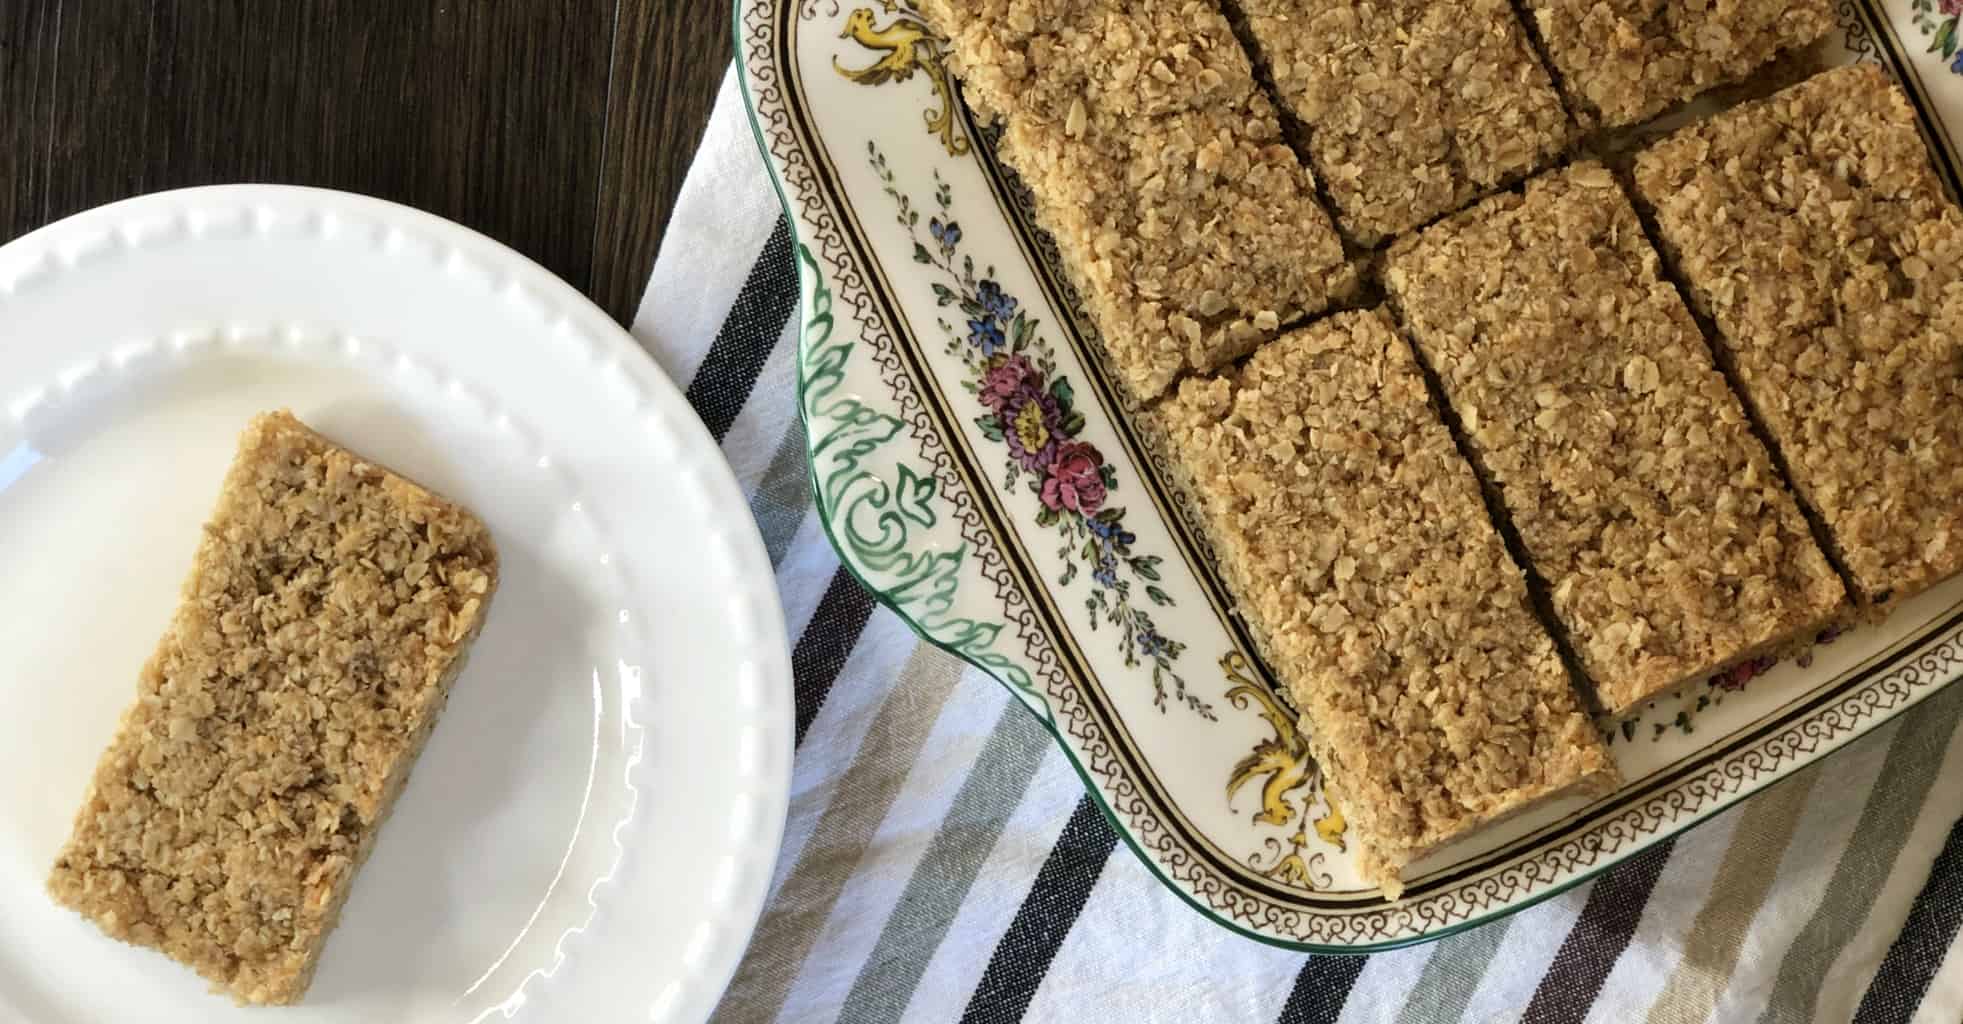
[47,411,498,1005]
[1234,0,1572,244]
[1632,64,1963,612]
[1383,164,1845,713]
[1154,309,1616,894]
[919,0,1352,402]
[1522,0,1835,128]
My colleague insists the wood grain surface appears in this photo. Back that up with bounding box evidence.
[0,0,733,325]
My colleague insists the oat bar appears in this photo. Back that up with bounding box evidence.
[1383,164,1844,712]
[918,0,1352,402]
[1155,309,1616,894]
[1522,0,1835,128]
[1234,0,1571,244]
[1632,65,1963,611]
[47,411,498,1005]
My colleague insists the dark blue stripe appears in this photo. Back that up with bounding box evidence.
[683,215,796,440]
[1276,954,1368,1024]
[959,797,1120,1023]
[1854,816,1963,1024]
[1521,838,1676,1024]
[790,566,876,747]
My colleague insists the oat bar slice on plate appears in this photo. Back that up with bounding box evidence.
[1154,309,1616,896]
[918,0,1352,403]
[1632,65,1963,613]
[1233,0,1571,244]
[47,411,498,1005]
[1383,164,1845,714]
[1521,0,1835,129]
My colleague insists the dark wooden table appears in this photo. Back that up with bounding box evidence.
[0,0,733,326]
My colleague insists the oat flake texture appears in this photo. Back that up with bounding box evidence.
[1383,163,1846,713]
[47,410,498,1005]
[1235,0,1571,244]
[917,0,1353,403]
[1634,65,1963,613]
[1523,0,1836,128]
[1153,309,1617,895]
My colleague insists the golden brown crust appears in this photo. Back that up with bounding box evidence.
[1523,0,1835,128]
[1632,65,1963,612]
[1383,164,1845,713]
[917,0,1351,401]
[47,411,498,1005]
[1236,0,1572,244]
[1155,310,1616,894]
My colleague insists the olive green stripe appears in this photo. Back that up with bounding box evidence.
[750,417,814,566]
[1393,915,1514,1024]
[834,700,1055,1023]
[1754,684,1963,1024]
[710,643,965,1023]
[1642,765,1823,1024]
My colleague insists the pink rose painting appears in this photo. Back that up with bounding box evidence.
[1042,441,1107,515]
[979,354,1039,416]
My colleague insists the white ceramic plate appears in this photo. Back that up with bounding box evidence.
[0,187,792,1021]
[741,0,1963,949]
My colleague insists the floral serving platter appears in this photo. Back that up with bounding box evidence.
[738,0,1963,950]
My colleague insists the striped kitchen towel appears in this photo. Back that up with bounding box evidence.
[627,66,1963,1024]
